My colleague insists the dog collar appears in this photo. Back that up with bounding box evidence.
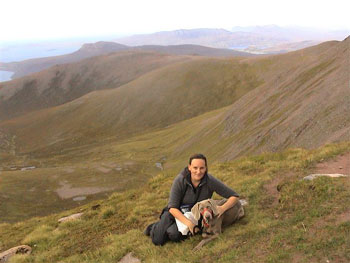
[200,208,213,228]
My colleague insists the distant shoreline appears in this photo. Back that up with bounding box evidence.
[0,70,14,82]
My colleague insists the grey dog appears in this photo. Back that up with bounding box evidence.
[191,199,244,251]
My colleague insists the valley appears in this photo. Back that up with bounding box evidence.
[0,35,349,262]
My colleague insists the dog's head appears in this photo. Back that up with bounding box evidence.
[191,199,219,226]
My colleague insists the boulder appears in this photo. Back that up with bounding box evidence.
[0,245,32,262]
[118,252,141,263]
[303,173,349,181]
[58,212,84,223]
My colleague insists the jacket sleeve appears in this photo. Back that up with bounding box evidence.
[208,174,239,198]
[167,174,184,209]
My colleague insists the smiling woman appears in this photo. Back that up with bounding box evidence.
[145,153,241,246]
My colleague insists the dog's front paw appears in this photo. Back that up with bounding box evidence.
[193,240,206,252]
[202,232,209,238]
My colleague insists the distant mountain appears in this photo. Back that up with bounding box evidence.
[244,40,322,54]
[0,42,254,79]
[114,28,286,49]
[115,26,350,54]
[231,25,350,42]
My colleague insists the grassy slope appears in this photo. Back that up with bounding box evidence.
[0,107,229,223]
[0,57,262,155]
[0,51,190,120]
[1,39,349,225]
[219,38,350,159]
[1,142,349,263]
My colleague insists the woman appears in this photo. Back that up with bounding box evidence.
[145,153,241,246]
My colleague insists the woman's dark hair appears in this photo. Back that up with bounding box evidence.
[189,153,207,167]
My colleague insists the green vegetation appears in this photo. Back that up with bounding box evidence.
[1,142,349,262]
[0,38,348,262]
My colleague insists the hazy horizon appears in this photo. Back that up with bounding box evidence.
[1,0,349,43]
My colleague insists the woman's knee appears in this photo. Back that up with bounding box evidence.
[166,224,185,242]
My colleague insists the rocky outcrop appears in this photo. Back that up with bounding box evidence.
[118,252,141,263]
[0,245,31,262]
[58,212,84,223]
[303,173,350,181]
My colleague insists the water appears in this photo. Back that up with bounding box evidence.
[0,70,14,82]
[0,45,80,63]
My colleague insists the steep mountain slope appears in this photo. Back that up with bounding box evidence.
[0,51,190,120]
[159,38,349,161]
[0,38,348,161]
[0,57,262,154]
[219,37,350,158]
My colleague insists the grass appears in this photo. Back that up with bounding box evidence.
[1,141,349,262]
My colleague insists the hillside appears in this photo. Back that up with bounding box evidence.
[0,56,262,153]
[0,51,191,120]
[0,143,349,262]
[0,42,254,80]
[134,44,255,57]
[0,42,129,79]
[243,40,322,54]
[0,38,349,227]
[219,37,350,158]
[1,38,348,159]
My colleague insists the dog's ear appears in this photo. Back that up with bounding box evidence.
[191,203,201,221]
[208,199,219,216]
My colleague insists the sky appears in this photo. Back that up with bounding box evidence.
[1,0,349,42]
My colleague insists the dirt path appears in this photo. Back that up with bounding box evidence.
[313,152,350,175]
[264,152,350,208]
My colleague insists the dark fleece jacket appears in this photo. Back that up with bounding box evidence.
[168,167,239,209]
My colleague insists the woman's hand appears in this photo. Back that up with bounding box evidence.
[217,196,238,217]
[217,205,225,217]
[187,221,200,235]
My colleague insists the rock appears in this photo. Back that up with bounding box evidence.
[91,204,101,210]
[155,162,163,170]
[118,252,141,263]
[20,166,36,171]
[0,245,32,262]
[58,212,84,223]
[303,173,350,181]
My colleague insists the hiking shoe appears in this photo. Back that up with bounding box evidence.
[144,223,155,236]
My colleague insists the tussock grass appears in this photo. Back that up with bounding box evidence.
[1,142,349,262]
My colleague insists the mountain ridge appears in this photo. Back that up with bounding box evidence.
[0,39,348,161]
[0,42,254,80]
[0,51,192,120]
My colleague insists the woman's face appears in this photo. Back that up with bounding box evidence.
[188,158,207,183]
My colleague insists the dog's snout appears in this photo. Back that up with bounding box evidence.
[204,211,212,220]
